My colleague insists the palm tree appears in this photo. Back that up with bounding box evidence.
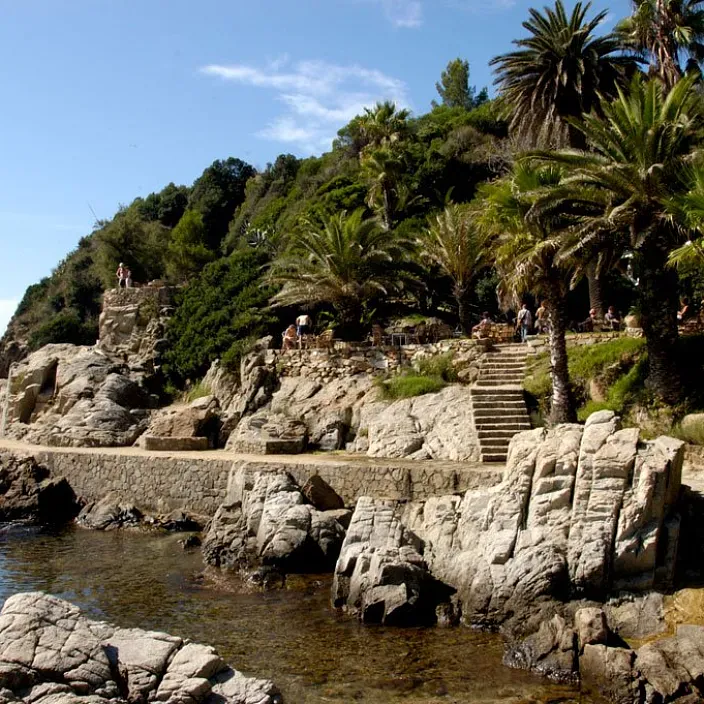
[422,204,486,334]
[266,209,414,338]
[491,0,637,317]
[536,75,704,404]
[491,0,636,150]
[474,163,577,424]
[618,0,704,89]
[361,145,405,230]
[357,101,411,151]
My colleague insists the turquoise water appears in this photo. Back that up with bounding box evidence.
[0,524,587,703]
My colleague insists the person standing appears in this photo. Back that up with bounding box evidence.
[535,301,548,334]
[296,312,312,338]
[125,267,133,289]
[116,262,127,289]
[516,303,532,343]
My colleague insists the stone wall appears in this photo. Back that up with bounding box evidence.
[13,446,503,517]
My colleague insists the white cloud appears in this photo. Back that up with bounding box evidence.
[356,0,423,27]
[0,300,18,337]
[201,59,410,153]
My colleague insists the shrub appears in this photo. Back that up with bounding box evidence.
[163,249,277,385]
[416,352,458,382]
[184,381,212,403]
[376,373,446,400]
[28,309,97,350]
[672,416,704,445]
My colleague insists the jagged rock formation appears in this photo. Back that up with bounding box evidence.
[332,412,684,626]
[202,467,350,574]
[0,592,282,704]
[139,395,220,451]
[4,345,154,447]
[0,451,79,523]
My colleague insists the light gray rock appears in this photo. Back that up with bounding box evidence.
[365,385,481,461]
[77,493,142,530]
[139,395,219,446]
[202,467,348,573]
[580,644,639,704]
[0,592,281,704]
[574,607,608,652]
[333,412,683,628]
[226,413,307,455]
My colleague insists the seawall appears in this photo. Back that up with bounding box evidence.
[0,440,503,517]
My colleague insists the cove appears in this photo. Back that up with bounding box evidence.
[0,524,587,703]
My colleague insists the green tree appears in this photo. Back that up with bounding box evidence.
[422,203,486,333]
[188,158,256,249]
[475,163,577,424]
[361,145,405,229]
[618,0,704,88]
[337,101,411,156]
[266,209,415,338]
[537,75,704,404]
[163,249,275,383]
[432,58,488,110]
[166,210,216,283]
[491,0,636,149]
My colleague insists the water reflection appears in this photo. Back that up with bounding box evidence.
[0,525,587,703]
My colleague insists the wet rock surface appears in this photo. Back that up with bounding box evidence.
[0,451,79,524]
[0,592,282,704]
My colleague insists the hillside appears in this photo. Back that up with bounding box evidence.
[1,98,509,385]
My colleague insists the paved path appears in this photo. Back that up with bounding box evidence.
[0,438,503,474]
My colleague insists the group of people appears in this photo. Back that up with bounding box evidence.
[579,306,622,333]
[282,313,313,350]
[115,263,133,289]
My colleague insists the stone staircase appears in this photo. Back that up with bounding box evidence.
[471,344,532,463]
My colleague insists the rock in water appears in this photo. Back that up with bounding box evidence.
[0,592,282,704]
[202,467,348,573]
[0,451,79,523]
[333,412,684,628]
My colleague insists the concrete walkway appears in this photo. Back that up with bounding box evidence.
[0,438,503,474]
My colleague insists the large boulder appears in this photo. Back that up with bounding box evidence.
[139,395,220,448]
[226,413,307,455]
[332,412,684,628]
[0,592,282,704]
[362,385,481,461]
[202,467,348,573]
[5,345,153,448]
[0,451,79,523]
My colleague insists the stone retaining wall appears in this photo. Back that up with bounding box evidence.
[18,446,503,517]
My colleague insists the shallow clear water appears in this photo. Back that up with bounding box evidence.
[0,524,589,703]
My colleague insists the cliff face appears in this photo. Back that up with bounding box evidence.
[1,288,174,447]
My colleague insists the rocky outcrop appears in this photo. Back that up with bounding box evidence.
[139,395,220,449]
[202,467,350,574]
[5,344,156,447]
[0,451,79,523]
[333,412,684,627]
[0,592,281,704]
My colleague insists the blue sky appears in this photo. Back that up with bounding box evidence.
[0,0,630,335]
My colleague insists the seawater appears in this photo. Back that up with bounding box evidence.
[0,524,590,703]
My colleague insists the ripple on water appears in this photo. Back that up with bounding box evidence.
[0,524,588,704]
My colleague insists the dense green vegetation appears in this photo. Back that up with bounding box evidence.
[6,0,704,428]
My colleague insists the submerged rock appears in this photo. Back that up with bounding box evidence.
[0,591,282,704]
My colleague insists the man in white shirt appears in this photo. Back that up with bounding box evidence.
[516,303,532,343]
[296,313,312,337]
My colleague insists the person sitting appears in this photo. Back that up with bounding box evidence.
[604,306,621,330]
[579,308,599,332]
[282,324,298,351]
[678,297,693,322]
[472,312,493,338]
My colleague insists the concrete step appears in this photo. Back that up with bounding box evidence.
[478,429,521,439]
[482,453,507,463]
[479,375,524,383]
[473,408,529,418]
[481,445,511,455]
[472,401,527,409]
[480,364,526,371]
[474,380,524,388]
[470,391,525,400]
[476,422,531,431]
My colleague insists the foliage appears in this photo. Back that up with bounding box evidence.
[163,249,276,384]
[375,372,447,400]
[184,380,212,403]
[491,0,636,147]
[266,209,416,337]
[672,416,704,445]
[432,58,488,110]
[28,309,97,350]
[166,210,215,282]
[416,352,459,382]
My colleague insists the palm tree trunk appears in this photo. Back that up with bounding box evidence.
[586,260,604,319]
[457,285,472,335]
[547,288,576,424]
[637,241,683,404]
